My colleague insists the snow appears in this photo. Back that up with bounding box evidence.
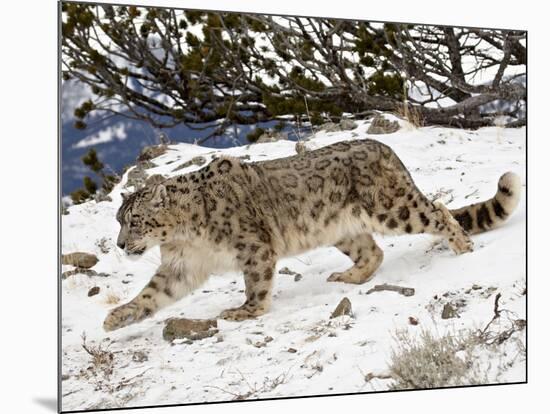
[73,124,128,149]
[61,119,526,411]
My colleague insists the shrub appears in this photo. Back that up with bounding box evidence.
[69,149,121,205]
[388,329,486,390]
[82,148,104,173]
[83,176,98,194]
[70,188,91,204]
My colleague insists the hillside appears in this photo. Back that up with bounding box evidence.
[61,118,526,411]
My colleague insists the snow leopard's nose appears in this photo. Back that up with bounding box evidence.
[117,240,126,249]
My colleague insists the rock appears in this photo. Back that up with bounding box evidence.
[172,156,207,172]
[320,122,341,132]
[87,286,100,297]
[339,119,358,130]
[257,131,288,143]
[330,297,352,318]
[163,318,218,342]
[515,319,527,330]
[61,269,84,279]
[408,316,419,325]
[126,168,147,189]
[145,174,166,186]
[366,283,415,297]
[287,347,297,353]
[61,269,109,279]
[279,267,295,275]
[455,298,467,308]
[249,336,274,348]
[137,144,167,162]
[125,161,154,190]
[317,119,357,133]
[95,237,110,254]
[93,192,112,203]
[278,266,303,281]
[132,350,148,363]
[367,115,400,134]
[62,252,98,269]
[441,303,459,319]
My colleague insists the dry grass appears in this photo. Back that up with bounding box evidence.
[475,293,527,346]
[388,328,486,390]
[205,368,290,400]
[81,333,114,380]
[396,102,424,129]
[394,79,424,129]
[105,292,121,305]
[75,334,152,410]
[388,293,526,390]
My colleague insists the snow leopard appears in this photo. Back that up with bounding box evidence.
[103,139,522,331]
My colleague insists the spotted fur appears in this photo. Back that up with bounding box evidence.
[103,139,522,331]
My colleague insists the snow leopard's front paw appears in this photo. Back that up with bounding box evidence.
[218,304,266,322]
[103,301,153,332]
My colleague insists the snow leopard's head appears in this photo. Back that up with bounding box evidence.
[116,184,173,256]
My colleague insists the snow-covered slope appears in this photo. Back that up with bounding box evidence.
[61,119,526,411]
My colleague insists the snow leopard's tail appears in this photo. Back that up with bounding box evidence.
[450,172,522,235]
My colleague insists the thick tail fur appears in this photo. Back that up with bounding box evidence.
[451,172,522,235]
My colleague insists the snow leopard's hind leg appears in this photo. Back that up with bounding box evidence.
[328,232,384,284]
[369,144,473,255]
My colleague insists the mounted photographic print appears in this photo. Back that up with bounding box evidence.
[59,1,527,412]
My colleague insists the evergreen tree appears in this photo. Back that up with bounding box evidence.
[62,3,526,138]
[70,148,120,204]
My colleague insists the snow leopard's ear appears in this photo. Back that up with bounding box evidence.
[150,184,167,207]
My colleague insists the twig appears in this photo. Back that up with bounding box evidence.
[204,368,289,401]
[303,95,314,136]
[479,293,502,337]
[464,189,479,199]
[477,293,526,345]
[366,284,415,297]
[364,371,393,382]
[493,292,502,317]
